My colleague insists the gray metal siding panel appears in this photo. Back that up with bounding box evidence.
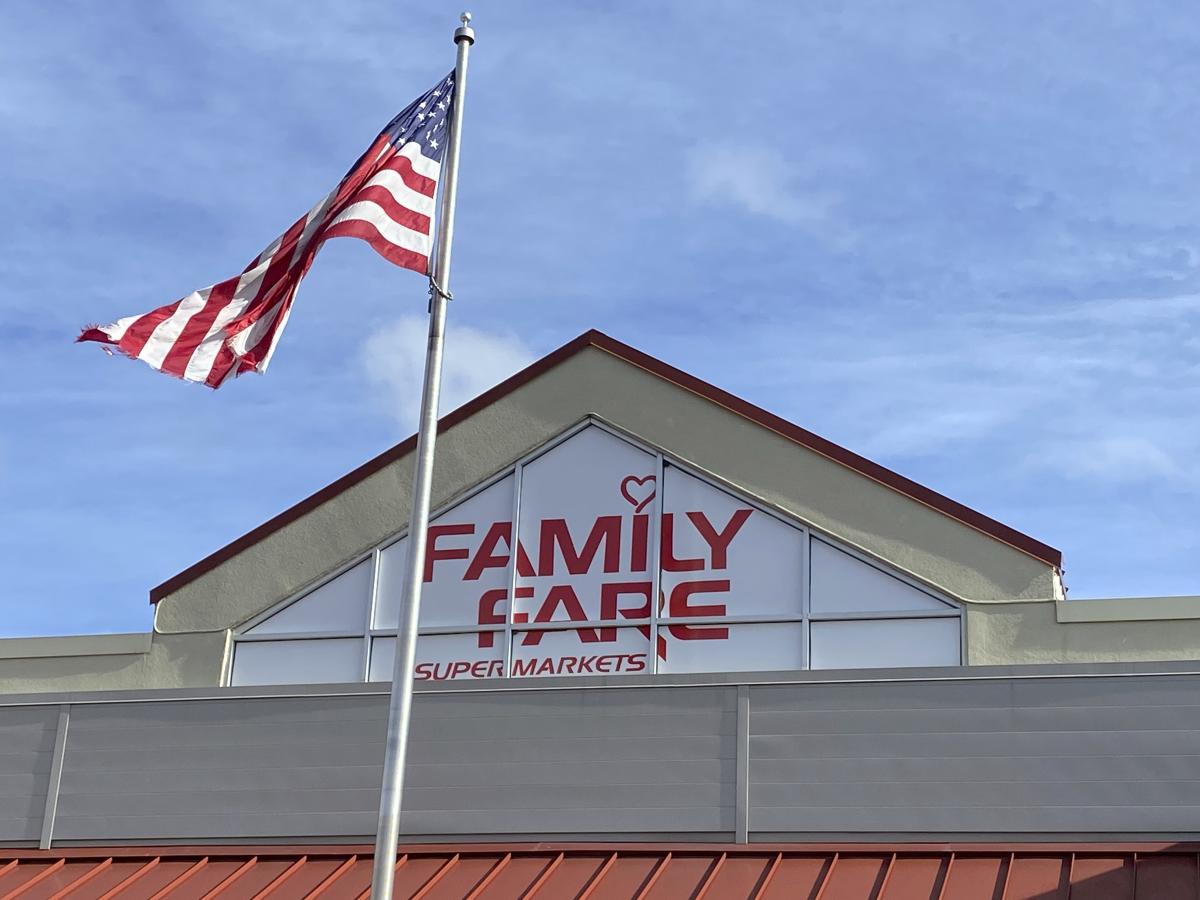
[400,687,735,835]
[0,706,57,842]
[749,678,1200,834]
[51,686,735,841]
[54,696,387,841]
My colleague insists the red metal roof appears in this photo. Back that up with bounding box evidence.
[1,843,1197,899]
[149,329,1061,605]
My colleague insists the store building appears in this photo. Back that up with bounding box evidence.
[3,330,1200,897]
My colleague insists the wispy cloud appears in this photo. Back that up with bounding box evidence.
[362,317,535,429]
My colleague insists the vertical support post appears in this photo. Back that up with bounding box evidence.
[735,685,750,844]
[39,704,71,849]
[370,14,474,900]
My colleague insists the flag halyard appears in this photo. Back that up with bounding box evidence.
[78,71,457,388]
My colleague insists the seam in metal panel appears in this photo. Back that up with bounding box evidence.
[578,852,619,900]
[411,853,459,900]
[8,857,65,899]
[464,851,511,899]
[693,851,726,900]
[146,856,207,900]
[196,855,253,900]
[47,856,112,900]
[308,854,358,899]
[521,851,564,899]
[633,851,671,900]
[39,705,70,850]
[257,854,308,898]
[749,852,783,900]
[736,686,750,844]
[812,852,839,900]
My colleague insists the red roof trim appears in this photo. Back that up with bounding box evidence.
[1,843,1194,900]
[150,329,1060,604]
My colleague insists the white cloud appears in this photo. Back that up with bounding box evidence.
[686,143,840,226]
[1033,435,1182,484]
[362,317,536,428]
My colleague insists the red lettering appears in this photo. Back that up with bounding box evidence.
[424,523,474,582]
[625,653,647,672]
[687,509,751,569]
[536,657,556,675]
[464,522,535,580]
[511,658,537,677]
[520,585,600,644]
[489,660,504,678]
[660,513,705,571]
[559,657,577,674]
[598,582,651,641]
[595,655,613,673]
[476,588,507,647]
[668,580,730,641]
[414,663,433,680]
[450,661,471,677]
[470,660,489,678]
[538,516,622,576]
[631,514,650,571]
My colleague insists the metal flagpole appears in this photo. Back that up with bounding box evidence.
[370,12,475,900]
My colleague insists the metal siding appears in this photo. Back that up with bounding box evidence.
[749,676,1200,834]
[401,687,736,836]
[3,669,1200,844]
[47,686,734,842]
[0,705,57,842]
[54,696,387,841]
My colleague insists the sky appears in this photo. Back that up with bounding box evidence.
[2,1,1199,637]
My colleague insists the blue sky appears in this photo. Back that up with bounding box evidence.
[2,1,1198,636]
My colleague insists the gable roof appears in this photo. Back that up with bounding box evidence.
[149,329,1060,604]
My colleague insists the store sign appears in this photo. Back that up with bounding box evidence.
[402,426,806,680]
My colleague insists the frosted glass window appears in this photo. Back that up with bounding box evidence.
[809,539,953,615]
[375,475,515,630]
[660,465,804,619]
[658,622,804,674]
[514,427,656,623]
[369,633,504,682]
[510,626,652,678]
[245,561,371,635]
[810,618,961,670]
[231,638,363,686]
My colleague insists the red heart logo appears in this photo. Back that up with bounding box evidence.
[620,475,656,513]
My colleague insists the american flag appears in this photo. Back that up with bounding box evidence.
[78,71,456,388]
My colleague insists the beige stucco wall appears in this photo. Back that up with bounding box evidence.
[153,345,1061,636]
[967,600,1200,664]
[0,631,227,695]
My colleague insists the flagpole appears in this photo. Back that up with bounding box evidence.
[370,13,475,900]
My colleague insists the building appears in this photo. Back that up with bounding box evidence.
[3,330,1200,897]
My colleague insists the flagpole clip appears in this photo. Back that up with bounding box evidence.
[429,275,454,303]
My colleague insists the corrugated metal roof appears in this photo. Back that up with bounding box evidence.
[1,843,1198,899]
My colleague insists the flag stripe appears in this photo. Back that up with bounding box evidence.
[159,280,239,378]
[78,70,456,388]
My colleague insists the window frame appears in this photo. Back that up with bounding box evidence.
[225,416,965,685]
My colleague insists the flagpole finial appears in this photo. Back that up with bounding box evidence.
[455,11,475,44]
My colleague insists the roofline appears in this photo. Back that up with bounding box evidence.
[149,329,1061,604]
[3,841,1197,859]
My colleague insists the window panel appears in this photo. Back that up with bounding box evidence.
[369,633,504,682]
[658,622,804,674]
[231,638,363,686]
[810,618,961,670]
[375,475,516,630]
[514,427,657,623]
[809,538,953,615]
[510,626,652,678]
[245,561,371,635]
[660,465,804,620]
